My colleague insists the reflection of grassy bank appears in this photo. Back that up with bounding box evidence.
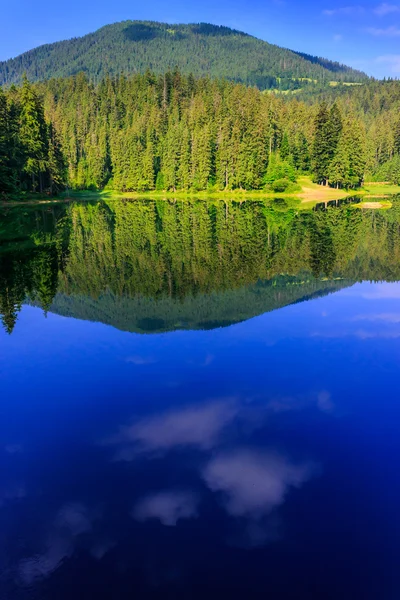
[355,200,392,210]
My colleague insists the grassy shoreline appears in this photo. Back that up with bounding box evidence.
[1,178,399,207]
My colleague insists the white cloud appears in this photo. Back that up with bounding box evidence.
[55,503,93,536]
[323,6,365,16]
[19,503,95,584]
[106,398,238,459]
[90,540,116,560]
[133,490,199,526]
[0,483,25,508]
[203,450,316,518]
[361,283,400,297]
[312,327,400,339]
[375,54,400,73]
[125,355,157,365]
[317,391,334,413]
[355,329,400,339]
[19,536,74,584]
[374,3,400,15]
[367,25,400,35]
[351,313,400,323]
[4,444,23,454]
[266,390,334,415]
[325,3,400,17]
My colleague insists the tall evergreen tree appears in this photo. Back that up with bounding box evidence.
[19,76,48,191]
[47,123,66,194]
[312,102,331,185]
[0,87,11,193]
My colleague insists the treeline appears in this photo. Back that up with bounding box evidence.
[1,72,400,195]
[2,197,400,333]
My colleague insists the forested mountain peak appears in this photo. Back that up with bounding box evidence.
[0,20,368,89]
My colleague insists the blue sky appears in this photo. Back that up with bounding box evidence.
[1,0,399,78]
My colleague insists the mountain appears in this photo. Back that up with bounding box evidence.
[0,20,368,89]
[33,277,353,335]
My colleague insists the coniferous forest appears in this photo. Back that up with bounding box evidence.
[1,72,400,196]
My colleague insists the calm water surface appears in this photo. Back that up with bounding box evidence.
[1,197,400,599]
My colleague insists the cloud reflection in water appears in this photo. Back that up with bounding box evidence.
[19,503,96,584]
[203,450,316,518]
[133,490,199,526]
[107,398,238,459]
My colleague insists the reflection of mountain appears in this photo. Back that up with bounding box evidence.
[1,197,400,334]
[45,276,352,334]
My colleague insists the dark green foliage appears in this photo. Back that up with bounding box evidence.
[0,79,67,195]
[0,87,11,193]
[19,77,49,191]
[394,120,400,156]
[311,100,365,188]
[280,132,290,161]
[291,50,364,77]
[293,133,311,172]
[271,178,293,193]
[312,102,330,184]
[374,154,400,184]
[47,123,67,194]
[0,20,368,89]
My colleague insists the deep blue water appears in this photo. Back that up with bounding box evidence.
[1,199,400,599]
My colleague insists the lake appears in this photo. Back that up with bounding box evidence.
[1,197,400,599]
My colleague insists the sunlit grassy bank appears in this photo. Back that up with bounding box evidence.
[2,178,400,207]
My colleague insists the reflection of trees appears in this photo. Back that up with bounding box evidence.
[309,221,336,279]
[0,255,25,334]
[0,247,59,334]
[2,197,400,334]
[63,198,400,297]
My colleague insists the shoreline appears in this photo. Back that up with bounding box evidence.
[1,178,399,207]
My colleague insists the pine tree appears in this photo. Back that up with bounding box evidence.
[345,117,366,187]
[329,138,350,188]
[19,76,48,191]
[296,132,311,172]
[140,131,155,191]
[394,120,400,156]
[47,123,66,194]
[328,103,343,155]
[0,87,11,194]
[312,102,331,185]
[280,132,290,161]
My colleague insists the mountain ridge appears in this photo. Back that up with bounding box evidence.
[0,20,368,89]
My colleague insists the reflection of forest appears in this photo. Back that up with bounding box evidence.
[1,197,400,334]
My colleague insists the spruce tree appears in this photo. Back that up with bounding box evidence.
[47,123,66,194]
[329,139,350,188]
[394,120,400,156]
[312,102,331,185]
[0,87,11,193]
[328,103,343,155]
[280,132,290,161]
[19,76,48,191]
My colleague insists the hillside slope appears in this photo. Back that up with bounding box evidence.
[0,20,368,89]
[32,278,353,334]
